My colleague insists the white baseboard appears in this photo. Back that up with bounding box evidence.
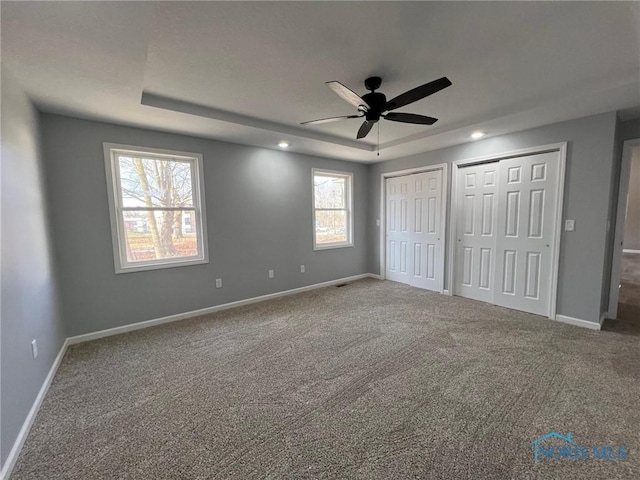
[554,314,602,331]
[0,339,69,480]
[367,273,383,280]
[67,273,379,345]
[622,249,640,254]
[443,289,451,296]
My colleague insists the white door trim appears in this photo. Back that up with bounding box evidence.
[379,163,448,292]
[608,138,640,318]
[448,142,567,319]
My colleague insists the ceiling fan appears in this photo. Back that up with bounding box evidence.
[301,76,452,139]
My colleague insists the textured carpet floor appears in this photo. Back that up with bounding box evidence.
[11,279,640,479]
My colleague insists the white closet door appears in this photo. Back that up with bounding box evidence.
[494,152,559,315]
[386,170,444,292]
[386,176,411,284]
[411,170,444,292]
[454,151,560,317]
[454,162,499,302]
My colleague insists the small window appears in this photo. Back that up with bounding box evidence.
[104,144,208,273]
[312,169,353,250]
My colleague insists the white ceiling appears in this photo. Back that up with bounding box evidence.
[2,1,639,162]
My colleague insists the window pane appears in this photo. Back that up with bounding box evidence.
[315,209,348,244]
[122,210,198,262]
[118,155,194,208]
[314,175,346,209]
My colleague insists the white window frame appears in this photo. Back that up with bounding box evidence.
[103,143,209,274]
[312,168,354,250]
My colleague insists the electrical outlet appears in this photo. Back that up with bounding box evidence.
[300,265,305,273]
[268,269,274,279]
[376,219,380,227]
[215,278,222,288]
[31,339,38,359]
[564,219,575,231]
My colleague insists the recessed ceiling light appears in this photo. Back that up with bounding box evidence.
[278,141,289,148]
[470,131,486,140]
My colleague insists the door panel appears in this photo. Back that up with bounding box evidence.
[502,250,517,295]
[479,248,492,289]
[481,194,494,235]
[386,176,411,284]
[414,243,422,277]
[455,162,498,302]
[386,170,443,292]
[413,170,443,291]
[493,152,559,315]
[427,243,436,280]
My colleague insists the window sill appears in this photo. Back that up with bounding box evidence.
[313,243,354,251]
[115,257,208,274]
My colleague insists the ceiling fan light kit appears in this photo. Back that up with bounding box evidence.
[302,75,452,140]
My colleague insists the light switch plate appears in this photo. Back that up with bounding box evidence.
[564,219,575,231]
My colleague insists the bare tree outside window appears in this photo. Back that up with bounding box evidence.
[118,156,196,260]
[105,145,207,273]
[313,170,353,249]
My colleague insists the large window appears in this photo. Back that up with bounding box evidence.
[104,144,208,273]
[313,169,353,250]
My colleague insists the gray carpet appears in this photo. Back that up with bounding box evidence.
[11,279,640,479]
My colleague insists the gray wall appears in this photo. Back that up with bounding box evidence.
[40,114,369,337]
[1,68,66,467]
[368,112,618,324]
[624,150,640,250]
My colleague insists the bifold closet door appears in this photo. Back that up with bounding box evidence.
[386,170,444,292]
[386,176,411,285]
[454,162,499,303]
[454,151,560,316]
[493,152,559,316]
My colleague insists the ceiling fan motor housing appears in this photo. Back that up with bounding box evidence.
[364,76,382,91]
[361,92,386,122]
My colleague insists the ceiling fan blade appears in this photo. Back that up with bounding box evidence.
[301,115,362,125]
[357,120,375,139]
[384,77,452,111]
[384,112,438,125]
[327,81,370,109]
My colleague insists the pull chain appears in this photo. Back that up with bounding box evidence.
[377,122,380,157]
